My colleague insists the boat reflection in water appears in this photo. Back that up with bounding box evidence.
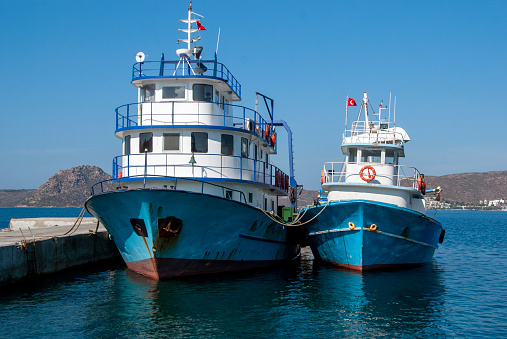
[98,250,446,337]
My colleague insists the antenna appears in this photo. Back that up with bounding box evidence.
[394,96,397,125]
[388,92,392,123]
[135,52,145,63]
[216,27,221,56]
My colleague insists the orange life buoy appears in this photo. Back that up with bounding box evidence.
[118,171,123,178]
[320,170,325,185]
[417,175,426,195]
[271,132,276,147]
[359,166,376,182]
[265,125,270,140]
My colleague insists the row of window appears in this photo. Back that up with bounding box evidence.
[348,148,398,165]
[125,133,268,164]
[142,84,229,107]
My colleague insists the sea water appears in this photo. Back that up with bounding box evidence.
[0,209,506,338]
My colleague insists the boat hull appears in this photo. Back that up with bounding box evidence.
[85,189,300,279]
[302,200,443,271]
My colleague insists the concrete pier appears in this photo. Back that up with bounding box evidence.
[0,218,120,287]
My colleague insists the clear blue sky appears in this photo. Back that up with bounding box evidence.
[1,0,506,190]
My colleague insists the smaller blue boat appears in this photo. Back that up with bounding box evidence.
[301,92,445,271]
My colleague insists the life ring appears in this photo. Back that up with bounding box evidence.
[271,132,276,147]
[349,222,356,230]
[320,170,325,185]
[359,166,376,182]
[118,171,123,178]
[417,175,426,195]
[265,125,270,140]
[369,224,378,231]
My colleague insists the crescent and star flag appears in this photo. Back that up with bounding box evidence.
[196,20,206,30]
[348,98,357,106]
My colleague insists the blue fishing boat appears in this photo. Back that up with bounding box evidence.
[301,92,444,271]
[85,2,299,279]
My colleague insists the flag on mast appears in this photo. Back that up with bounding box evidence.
[196,20,206,30]
[348,98,357,106]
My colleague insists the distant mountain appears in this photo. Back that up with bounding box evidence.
[17,165,111,208]
[283,170,507,207]
[424,171,507,204]
[0,189,36,207]
[2,168,505,208]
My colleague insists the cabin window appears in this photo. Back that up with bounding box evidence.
[265,154,269,169]
[224,98,230,114]
[191,132,208,153]
[124,135,131,155]
[241,137,249,157]
[193,84,213,102]
[221,134,234,155]
[348,148,357,163]
[271,200,275,211]
[385,149,396,165]
[254,144,258,161]
[163,133,180,151]
[139,132,153,153]
[162,86,185,99]
[264,198,267,210]
[142,85,155,102]
[248,193,253,203]
[226,190,233,199]
[361,149,381,163]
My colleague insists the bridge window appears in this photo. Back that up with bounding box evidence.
[221,134,234,155]
[361,149,381,163]
[241,137,249,157]
[163,133,180,151]
[385,149,397,165]
[348,148,357,163]
[124,135,131,155]
[162,86,185,99]
[139,132,153,153]
[193,84,213,102]
[142,85,155,102]
[191,132,208,153]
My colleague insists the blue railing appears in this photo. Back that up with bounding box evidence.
[91,175,248,204]
[115,101,278,152]
[132,60,241,99]
[112,152,290,192]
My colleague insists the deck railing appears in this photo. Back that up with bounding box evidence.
[90,175,248,204]
[322,162,421,189]
[112,152,290,192]
[343,121,406,145]
[115,101,277,151]
[132,60,241,99]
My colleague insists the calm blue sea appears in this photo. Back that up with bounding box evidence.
[0,209,506,338]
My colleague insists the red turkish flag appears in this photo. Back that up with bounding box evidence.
[348,98,357,106]
[196,20,206,31]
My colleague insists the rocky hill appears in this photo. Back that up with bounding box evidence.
[17,165,111,208]
[424,171,507,204]
[1,168,505,207]
[287,170,507,206]
[0,189,36,207]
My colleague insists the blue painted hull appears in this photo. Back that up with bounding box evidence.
[85,189,300,279]
[301,200,443,271]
